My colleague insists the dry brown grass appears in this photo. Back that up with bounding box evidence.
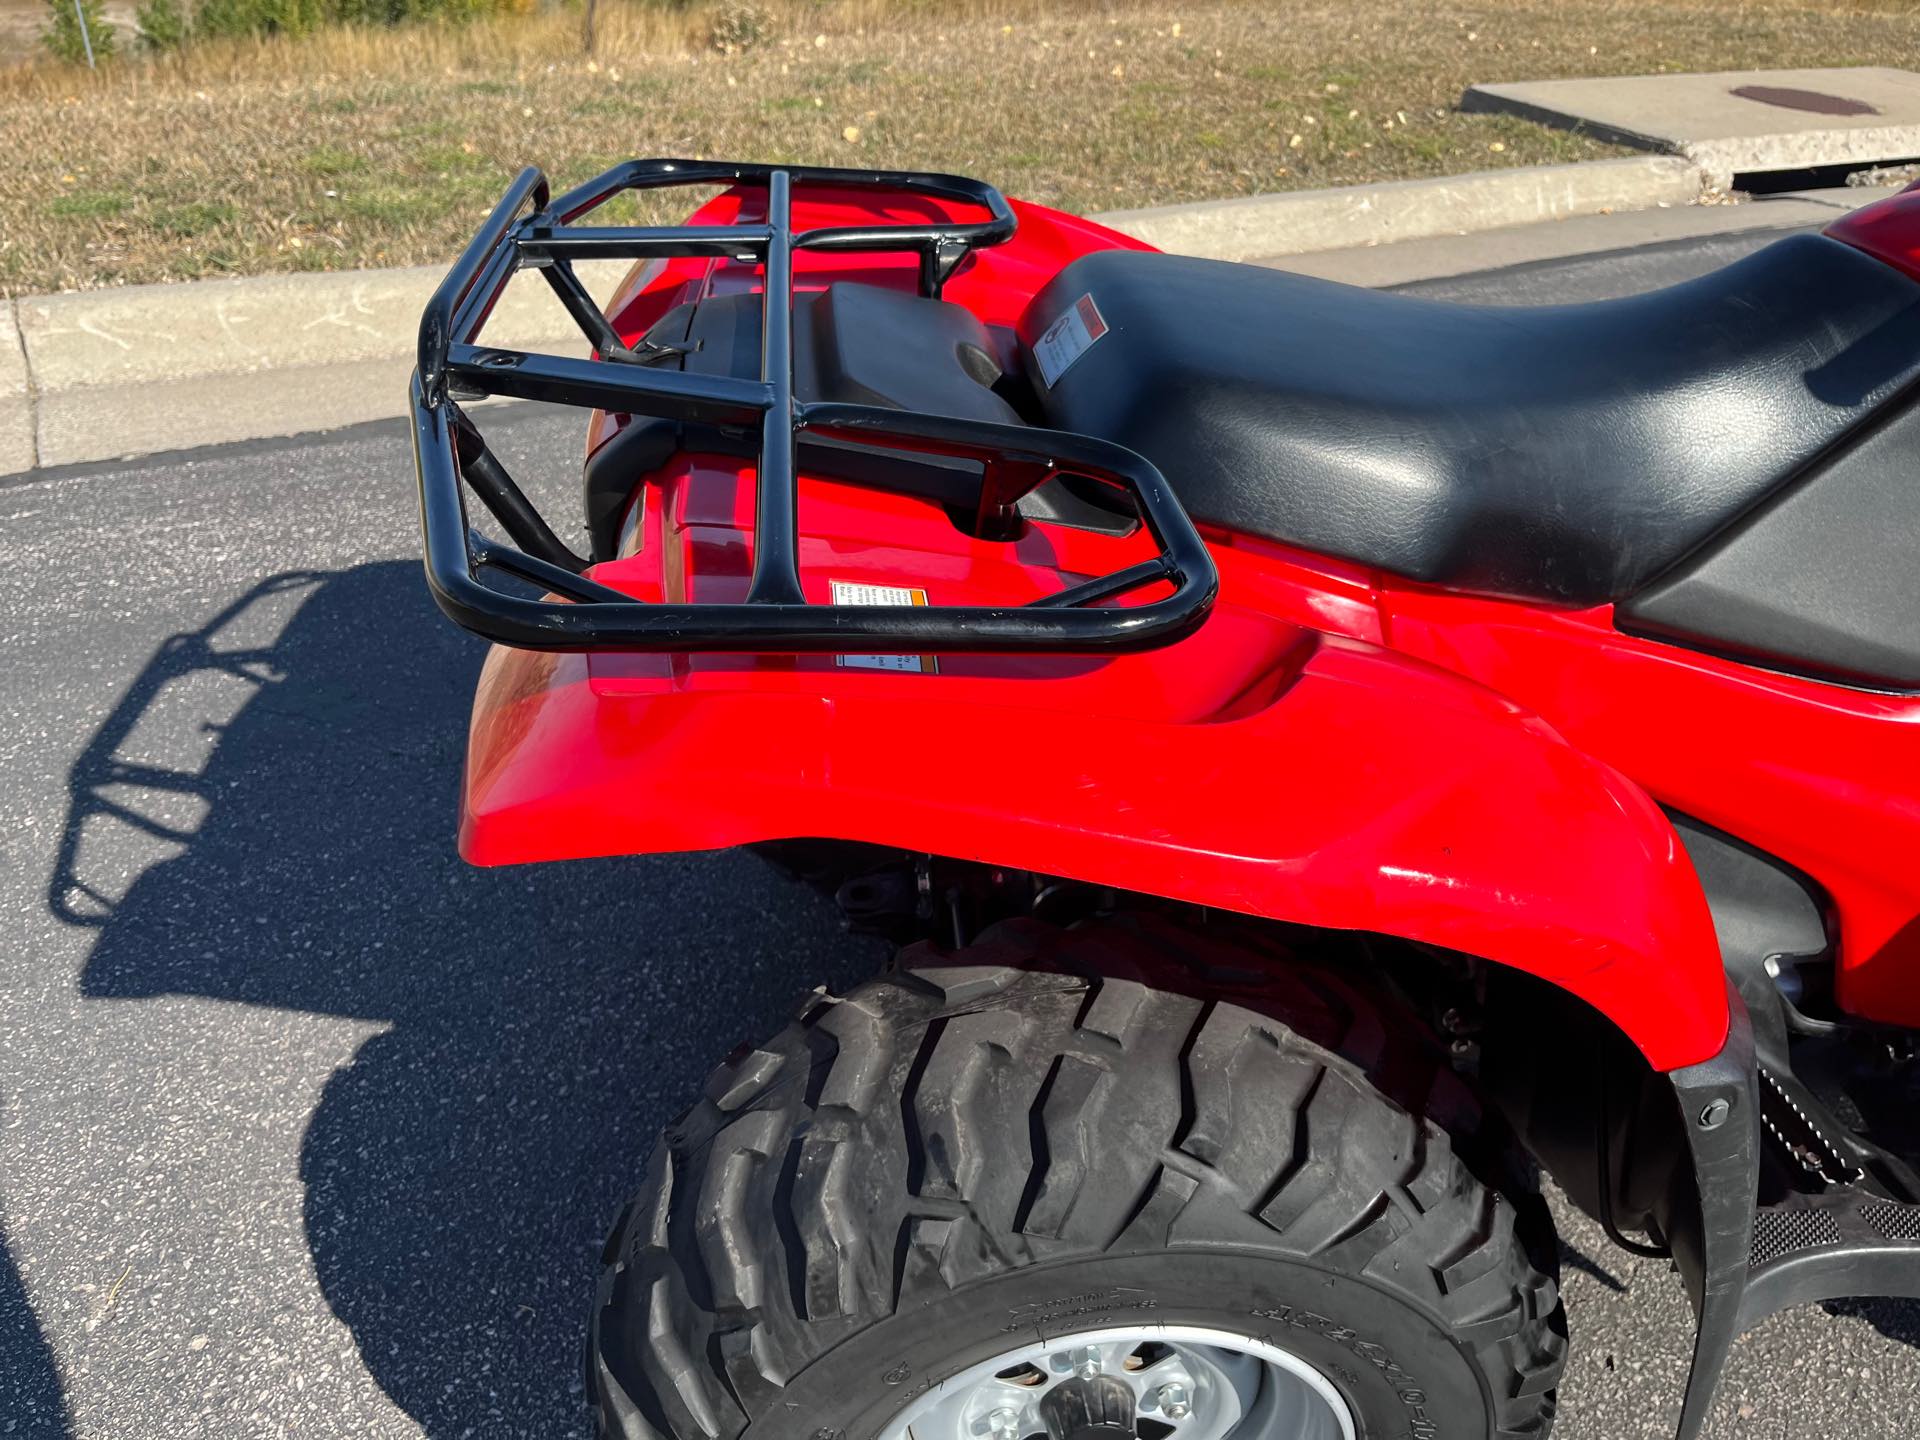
[1,0,1916,294]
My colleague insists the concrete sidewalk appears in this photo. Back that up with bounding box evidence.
[0,164,1896,476]
[1464,67,1920,188]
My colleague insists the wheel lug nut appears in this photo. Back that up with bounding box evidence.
[1069,1346,1101,1380]
[1154,1383,1191,1420]
[984,1408,1020,1440]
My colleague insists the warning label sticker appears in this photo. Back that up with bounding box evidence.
[831,579,936,674]
[1032,293,1109,388]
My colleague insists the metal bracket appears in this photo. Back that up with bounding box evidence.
[1667,984,1759,1440]
[921,235,973,298]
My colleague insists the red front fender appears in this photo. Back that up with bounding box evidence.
[460,619,1725,1073]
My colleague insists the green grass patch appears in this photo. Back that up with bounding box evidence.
[151,201,238,236]
[336,183,442,226]
[300,144,369,176]
[49,189,132,220]
[416,143,493,173]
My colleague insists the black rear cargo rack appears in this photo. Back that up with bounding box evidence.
[410,159,1218,653]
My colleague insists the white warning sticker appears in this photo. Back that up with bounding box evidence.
[831,579,936,674]
[1032,293,1109,388]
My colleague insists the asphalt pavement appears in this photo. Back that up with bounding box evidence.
[4,228,1917,1440]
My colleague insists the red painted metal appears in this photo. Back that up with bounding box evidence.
[455,184,1920,1074]
[1824,177,1920,283]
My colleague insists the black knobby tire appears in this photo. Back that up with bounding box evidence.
[589,915,1567,1440]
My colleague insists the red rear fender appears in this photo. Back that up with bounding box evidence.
[461,594,1725,1073]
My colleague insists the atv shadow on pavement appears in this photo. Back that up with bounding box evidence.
[52,562,882,1437]
[0,1210,69,1437]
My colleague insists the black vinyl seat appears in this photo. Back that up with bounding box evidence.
[1021,235,1920,604]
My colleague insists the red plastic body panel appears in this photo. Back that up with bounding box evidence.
[1377,583,1920,1037]
[455,185,1920,1072]
[464,508,1725,1072]
[1825,177,1920,282]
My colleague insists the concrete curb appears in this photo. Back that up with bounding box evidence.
[1267,183,1897,290]
[1,301,33,475]
[0,159,1707,474]
[11,260,631,470]
[1097,156,1704,261]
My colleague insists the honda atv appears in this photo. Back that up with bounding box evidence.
[409,160,1920,1440]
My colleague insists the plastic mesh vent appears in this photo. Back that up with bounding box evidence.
[1862,1202,1920,1242]
[1750,1207,1842,1267]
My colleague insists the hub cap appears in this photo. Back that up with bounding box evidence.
[879,1326,1358,1440]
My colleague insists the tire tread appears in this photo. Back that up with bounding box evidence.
[591,914,1566,1440]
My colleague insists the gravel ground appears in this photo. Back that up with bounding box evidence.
[3,232,1918,1439]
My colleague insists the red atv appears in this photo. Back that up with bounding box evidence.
[411,161,1920,1440]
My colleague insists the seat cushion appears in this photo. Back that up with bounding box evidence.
[1018,236,1920,604]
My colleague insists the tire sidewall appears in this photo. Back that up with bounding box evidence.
[746,1249,1484,1440]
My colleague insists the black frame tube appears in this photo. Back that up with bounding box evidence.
[748,169,805,605]
[538,258,638,363]
[452,414,587,574]
[410,158,1218,654]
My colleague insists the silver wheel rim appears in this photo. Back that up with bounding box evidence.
[879,1325,1358,1440]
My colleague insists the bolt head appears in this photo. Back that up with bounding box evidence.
[1153,1383,1191,1420]
[983,1408,1020,1440]
[1699,1098,1732,1130]
[1069,1346,1101,1380]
